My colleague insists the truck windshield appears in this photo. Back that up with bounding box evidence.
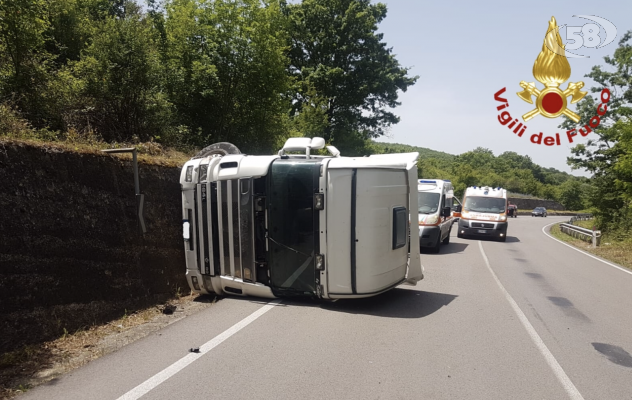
[463,197,506,213]
[418,192,440,214]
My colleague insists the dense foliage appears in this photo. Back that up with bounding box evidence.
[0,0,415,154]
[560,31,632,233]
[371,142,589,209]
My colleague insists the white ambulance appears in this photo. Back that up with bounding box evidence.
[417,179,455,253]
[180,138,424,299]
[455,186,508,241]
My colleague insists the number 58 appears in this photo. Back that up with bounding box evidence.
[566,24,601,50]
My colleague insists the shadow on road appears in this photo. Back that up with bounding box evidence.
[210,287,458,319]
[313,288,458,319]
[435,242,468,254]
[463,236,520,243]
[194,294,219,303]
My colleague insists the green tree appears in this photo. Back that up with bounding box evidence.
[67,1,173,141]
[558,180,586,210]
[560,31,632,174]
[0,0,51,123]
[162,0,291,152]
[285,0,417,151]
[559,31,632,229]
[455,147,495,169]
[540,184,559,201]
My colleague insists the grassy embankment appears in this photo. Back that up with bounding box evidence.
[0,104,193,167]
[549,220,632,271]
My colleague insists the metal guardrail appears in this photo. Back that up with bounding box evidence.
[569,213,593,223]
[559,222,601,247]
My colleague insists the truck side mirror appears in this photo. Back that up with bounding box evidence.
[455,205,462,213]
[442,206,451,218]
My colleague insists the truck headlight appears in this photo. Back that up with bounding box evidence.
[191,275,201,291]
[499,215,507,221]
[315,254,325,270]
[185,165,193,182]
[314,193,324,210]
[199,164,208,182]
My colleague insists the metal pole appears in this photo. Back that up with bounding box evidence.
[101,147,146,234]
[132,148,139,196]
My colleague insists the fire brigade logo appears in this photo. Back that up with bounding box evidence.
[516,17,587,122]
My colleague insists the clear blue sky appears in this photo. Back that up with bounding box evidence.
[374,0,631,176]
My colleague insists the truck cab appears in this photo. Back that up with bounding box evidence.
[417,179,455,253]
[180,137,424,299]
[456,186,508,242]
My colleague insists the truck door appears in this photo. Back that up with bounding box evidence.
[354,169,409,294]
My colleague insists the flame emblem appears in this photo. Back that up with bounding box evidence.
[517,17,587,122]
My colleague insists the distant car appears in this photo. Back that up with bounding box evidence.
[532,207,547,217]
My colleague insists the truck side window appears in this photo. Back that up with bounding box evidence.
[392,207,407,249]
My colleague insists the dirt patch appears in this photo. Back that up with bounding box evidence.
[0,293,217,399]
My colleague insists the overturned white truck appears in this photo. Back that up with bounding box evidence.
[180,137,423,299]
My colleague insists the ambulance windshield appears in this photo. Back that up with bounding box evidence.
[418,192,440,214]
[463,196,506,213]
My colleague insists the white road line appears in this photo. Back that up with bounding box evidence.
[477,241,584,400]
[117,300,282,400]
[542,221,632,276]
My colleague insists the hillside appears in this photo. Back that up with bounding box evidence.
[369,141,589,210]
[371,141,455,163]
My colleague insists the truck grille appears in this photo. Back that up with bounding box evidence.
[194,179,255,281]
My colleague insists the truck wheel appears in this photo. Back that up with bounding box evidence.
[443,228,451,244]
[192,142,241,159]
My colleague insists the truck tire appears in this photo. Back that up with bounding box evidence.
[443,228,451,244]
[192,142,241,159]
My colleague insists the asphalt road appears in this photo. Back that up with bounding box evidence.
[22,216,632,400]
